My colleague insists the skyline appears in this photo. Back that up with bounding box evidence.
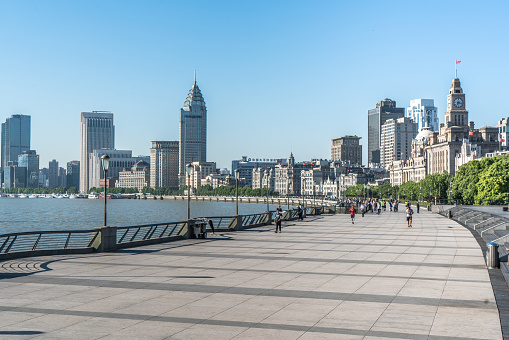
[1,1,508,169]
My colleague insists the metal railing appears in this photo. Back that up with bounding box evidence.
[117,221,186,246]
[241,213,269,227]
[0,229,99,255]
[198,216,237,230]
[435,198,509,206]
[0,206,335,260]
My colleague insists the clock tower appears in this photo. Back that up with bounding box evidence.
[444,78,468,127]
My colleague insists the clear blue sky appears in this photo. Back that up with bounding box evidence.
[1,0,508,169]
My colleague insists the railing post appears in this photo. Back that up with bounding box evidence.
[230,215,243,231]
[178,221,193,239]
[266,211,273,225]
[92,226,117,252]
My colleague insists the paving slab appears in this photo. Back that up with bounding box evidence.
[0,209,505,339]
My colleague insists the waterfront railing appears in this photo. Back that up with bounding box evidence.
[0,207,333,261]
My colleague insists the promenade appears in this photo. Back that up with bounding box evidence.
[0,209,504,339]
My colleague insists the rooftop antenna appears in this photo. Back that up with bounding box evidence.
[194,69,196,84]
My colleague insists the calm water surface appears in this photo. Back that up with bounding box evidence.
[0,198,279,234]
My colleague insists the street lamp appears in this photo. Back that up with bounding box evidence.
[264,170,269,213]
[286,178,290,210]
[186,163,193,219]
[313,181,316,214]
[234,169,239,215]
[101,154,110,226]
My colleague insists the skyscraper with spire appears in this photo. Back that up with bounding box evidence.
[179,74,207,182]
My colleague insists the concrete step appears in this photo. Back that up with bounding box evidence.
[483,234,498,243]
[495,230,509,239]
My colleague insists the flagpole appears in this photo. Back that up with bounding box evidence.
[455,60,457,78]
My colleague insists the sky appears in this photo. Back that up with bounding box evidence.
[1,0,508,170]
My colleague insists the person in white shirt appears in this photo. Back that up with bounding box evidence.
[406,206,414,227]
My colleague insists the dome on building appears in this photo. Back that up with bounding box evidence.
[415,126,433,142]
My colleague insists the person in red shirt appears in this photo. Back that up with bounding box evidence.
[349,205,356,224]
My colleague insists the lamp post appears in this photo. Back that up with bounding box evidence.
[449,181,452,203]
[313,181,316,214]
[101,155,110,226]
[286,178,290,210]
[420,184,422,202]
[264,170,269,213]
[186,164,192,220]
[235,169,239,215]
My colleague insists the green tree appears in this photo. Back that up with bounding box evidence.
[475,155,509,204]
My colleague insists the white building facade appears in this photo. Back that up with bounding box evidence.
[380,117,418,169]
[116,161,150,189]
[497,117,509,150]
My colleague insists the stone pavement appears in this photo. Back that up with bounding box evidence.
[0,209,503,339]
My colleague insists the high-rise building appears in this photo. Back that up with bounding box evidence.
[179,78,207,183]
[407,99,439,132]
[150,141,179,189]
[18,150,39,188]
[330,136,362,165]
[66,160,80,189]
[380,117,418,169]
[367,99,405,165]
[1,114,31,170]
[39,168,49,187]
[58,167,67,188]
[80,111,115,193]
[3,161,25,189]
[48,159,59,188]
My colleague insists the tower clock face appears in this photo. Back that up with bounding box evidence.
[454,98,463,108]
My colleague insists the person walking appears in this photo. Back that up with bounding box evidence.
[416,202,420,214]
[276,205,283,214]
[349,205,356,224]
[207,219,215,234]
[274,211,282,233]
[297,203,304,220]
[360,203,365,217]
[406,205,414,227]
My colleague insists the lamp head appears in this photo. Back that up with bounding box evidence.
[186,163,192,175]
[101,154,110,172]
[234,169,239,179]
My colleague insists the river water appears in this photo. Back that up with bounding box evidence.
[0,198,279,234]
